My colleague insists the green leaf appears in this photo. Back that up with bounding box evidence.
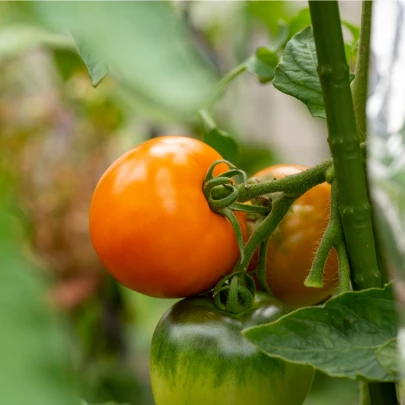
[75,40,108,87]
[0,209,78,404]
[0,25,73,61]
[34,2,216,118]
[273,26,355,119]
[273,26,325,118]
[342,20,360,43]
[245,47,279,84]
[288,8,312,40]
[375,338,398,379]
[271,23,289,53]
[204,128,238,163]
[345,41,359,68]
[243,285,398,382]
[235,142,276,177]
[246,2,292,36]
[342,19,360,68]
[199,110,238,163]
[289,11,359,65]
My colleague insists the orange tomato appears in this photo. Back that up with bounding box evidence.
[247,164,339,307]
[89,136,244,298]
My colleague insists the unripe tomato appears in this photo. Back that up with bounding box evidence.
[247,164,339,307]
[150,293,314,405]
[89,136,244,298]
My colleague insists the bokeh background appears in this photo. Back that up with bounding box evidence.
[0,2,362,405]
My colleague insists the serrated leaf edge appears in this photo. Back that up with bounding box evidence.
[242,285,396,382]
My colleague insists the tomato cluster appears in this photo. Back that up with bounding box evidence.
[89,137,338,304]
[89,136,338,405]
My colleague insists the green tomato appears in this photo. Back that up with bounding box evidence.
[150,292,314,405]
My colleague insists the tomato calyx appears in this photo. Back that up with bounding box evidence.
[212,271,256,314]
[203,160,271,215]
[203,160,270,314]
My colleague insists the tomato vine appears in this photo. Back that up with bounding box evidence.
[199,0,381,308]
[197,1,397,404]
[203,151,350,313]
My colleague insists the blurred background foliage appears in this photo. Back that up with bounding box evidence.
[0,2,361,405]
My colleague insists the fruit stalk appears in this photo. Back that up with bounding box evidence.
[237,159,331,202]
[351,0,372,143]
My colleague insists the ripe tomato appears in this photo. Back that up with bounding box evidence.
[89,136,244,298]
[150,292,314,405]
[247,164,339,307]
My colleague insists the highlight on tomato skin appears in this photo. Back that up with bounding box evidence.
[88,136,245,299]
[247,164,340,308]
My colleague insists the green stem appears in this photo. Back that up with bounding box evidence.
[236,142,365,203]
[304,180,350,291]
[309,2,395,404]
[237,159,332,202]
[329,180,351,292]
[309,0,380,291]
[304,220,335,289]
[229,203,271,215]
[367,384,399,405]
[213,272,255,314]
[209,187,238,211]
[256,241,272,294]
[351,0,372,142]
[209,63,247,110]
[336,241,351,292]
[235,196,295,273]
[199,109,217,131]
[360,382,371,405]
[219,208,245,263]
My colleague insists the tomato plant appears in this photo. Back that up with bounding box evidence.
[89,136,245,298]
[150,292,315,405]
[247,164,339,307]
[3,1,402,405]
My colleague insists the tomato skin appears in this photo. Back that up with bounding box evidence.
[247,164,339,308]
[89,136,244,298]
[150,293,314,405]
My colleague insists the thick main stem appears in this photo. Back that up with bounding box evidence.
[309,2,393,404]
[367,384,399,405]
[309,0,380,290]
